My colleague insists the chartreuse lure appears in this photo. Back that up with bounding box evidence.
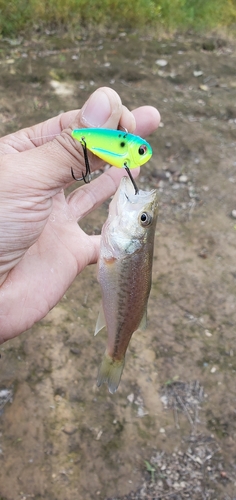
[71,128,152,194]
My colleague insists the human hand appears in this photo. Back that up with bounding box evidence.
[0,87,160,341]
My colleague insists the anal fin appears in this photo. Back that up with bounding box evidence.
[94,306,106,336]
[138,308,147,331]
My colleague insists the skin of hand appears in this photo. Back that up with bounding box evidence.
[0,87,160,342]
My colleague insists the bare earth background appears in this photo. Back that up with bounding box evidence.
[0,29,236,500]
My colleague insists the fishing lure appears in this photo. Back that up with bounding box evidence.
[71,128,152,194]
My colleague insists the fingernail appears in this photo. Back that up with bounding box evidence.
[81,90,111,127]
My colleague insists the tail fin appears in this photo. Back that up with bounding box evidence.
[97,352,125,394]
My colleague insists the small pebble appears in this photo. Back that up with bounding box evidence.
[137,407,148,417]
[156,59,168,66]
[127,393,134,403]
[231,210,236,219]
[62,425,77,435]
[96,430,103,440]
[211,366,217,373]
[199,84,209,91]
[179,174,188,183]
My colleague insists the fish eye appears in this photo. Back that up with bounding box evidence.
[140,212,153,226]
[138,144,147,155]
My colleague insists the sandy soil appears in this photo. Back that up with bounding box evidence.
[0,29,236,499]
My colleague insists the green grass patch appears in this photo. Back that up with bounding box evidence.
[0,0,235,36]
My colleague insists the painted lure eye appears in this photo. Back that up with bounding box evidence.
[140,212,153,226]
[138,144,147,155]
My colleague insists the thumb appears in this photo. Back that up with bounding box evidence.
[5,87,135,194]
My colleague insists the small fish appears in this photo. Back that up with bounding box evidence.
[95,176,158,393]
[71,128,152,169]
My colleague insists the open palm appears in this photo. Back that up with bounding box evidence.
[0,87,160,341]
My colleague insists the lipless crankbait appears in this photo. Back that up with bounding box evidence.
[71,128,152,194]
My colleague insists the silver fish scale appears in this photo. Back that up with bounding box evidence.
[106,246,152,360]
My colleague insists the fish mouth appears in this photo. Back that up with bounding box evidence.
[121,176,157,205]
[109,176,158,221]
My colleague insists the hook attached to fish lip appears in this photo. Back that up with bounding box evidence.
[118,126,139,195]
[71,137,91,184]
[124,163,139,195]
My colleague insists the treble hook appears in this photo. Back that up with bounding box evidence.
[71,137,91,184]
[71,135,139,195]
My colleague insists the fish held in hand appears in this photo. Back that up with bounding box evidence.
[96,176,158,393]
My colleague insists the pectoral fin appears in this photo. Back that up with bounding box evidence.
[94,306,106,336]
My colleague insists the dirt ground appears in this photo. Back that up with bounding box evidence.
[0,28,236,500]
